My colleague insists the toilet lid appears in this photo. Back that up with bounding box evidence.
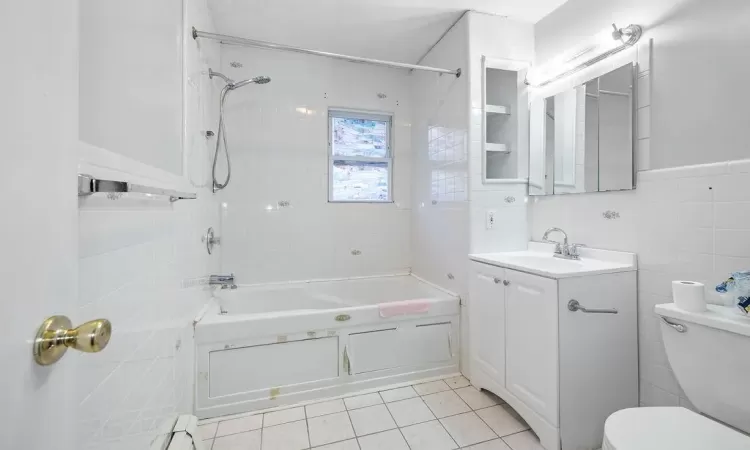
[603,407,750,450]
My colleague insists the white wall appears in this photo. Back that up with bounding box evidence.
[75,0,220,447]
[467,13,534,256]
[217,47,412,284]
[536,0,750,170]
[531,0,750,409]
[411,14,470,294]
[80,0,184,175]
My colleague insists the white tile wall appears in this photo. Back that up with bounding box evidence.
[74,0,220,447]
[531,158,750,408]
[217,46,413,284]
[429,126,469,203]
[410,13,472,376]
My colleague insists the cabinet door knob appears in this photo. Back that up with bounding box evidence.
[503,280,510,286]
[493,277,502,284]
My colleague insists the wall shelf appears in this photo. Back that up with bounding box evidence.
[486,104,511,115]
[485,143,510,153]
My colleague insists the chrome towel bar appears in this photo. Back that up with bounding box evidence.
[78,174,197,202]
[568,299,618,314]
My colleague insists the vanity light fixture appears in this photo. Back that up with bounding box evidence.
[525,23,643,87]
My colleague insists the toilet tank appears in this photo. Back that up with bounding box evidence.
[656,303,750,433]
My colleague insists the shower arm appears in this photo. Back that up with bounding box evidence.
[208,68,234,85]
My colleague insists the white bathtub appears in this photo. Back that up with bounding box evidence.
[194,275,460,419]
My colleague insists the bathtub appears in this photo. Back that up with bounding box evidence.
[194,274,460,419]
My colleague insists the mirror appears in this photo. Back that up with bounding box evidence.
[529,63,634,196]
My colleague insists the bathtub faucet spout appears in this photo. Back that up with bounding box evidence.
[209,273,237,289]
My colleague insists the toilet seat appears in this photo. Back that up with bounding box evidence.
[603,407,750,450]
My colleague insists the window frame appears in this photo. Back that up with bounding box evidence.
[328,109,394,203]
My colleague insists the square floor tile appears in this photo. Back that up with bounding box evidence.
[358,429,410,450]
[263,407,306,427]
[348,404,397,436]
[198,422,218,440]
[306,399,346,418]
[455,386,501,410]
[502,430,545,450]
[440,412,497,447]
[400,420,458,450]
[313,438,360,450]
[261,420,309,450]
[476,405,529,437]
[212,430,261,450]
[422,390,471,418]
[444,375,471,389]
[464,438,512,450]
[413,380,451,395]
[344,393,383,410]
[380,386,418,403]
[386,397,435,427]
[216,415,263,437]
[308,411,355,447]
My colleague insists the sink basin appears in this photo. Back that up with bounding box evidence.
[506,255,583,271]
[469,242,637,279]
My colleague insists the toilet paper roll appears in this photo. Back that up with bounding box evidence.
[672,280,707,312]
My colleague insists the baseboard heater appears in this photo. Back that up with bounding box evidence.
[150,415,208,450]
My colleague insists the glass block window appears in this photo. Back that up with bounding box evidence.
[329,110,392,202]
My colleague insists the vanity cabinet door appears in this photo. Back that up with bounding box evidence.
[469,262,507,387]
[504,269,559,427]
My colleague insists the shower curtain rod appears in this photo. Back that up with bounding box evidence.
[192,28,461,78]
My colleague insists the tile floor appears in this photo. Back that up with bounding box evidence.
[198,375,545,450]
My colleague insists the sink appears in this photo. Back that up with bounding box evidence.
[469,242,637,279]
[506,255,583,271]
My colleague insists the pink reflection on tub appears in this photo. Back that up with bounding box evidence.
[378,299,431,318]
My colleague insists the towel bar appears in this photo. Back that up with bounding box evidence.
[78,174,197,202]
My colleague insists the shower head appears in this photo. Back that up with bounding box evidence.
[252,76,271,84]
[231,75,272,89]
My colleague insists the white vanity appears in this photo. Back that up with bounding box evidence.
[468,242,638,450]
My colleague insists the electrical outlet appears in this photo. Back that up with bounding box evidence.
[486,210,497,230]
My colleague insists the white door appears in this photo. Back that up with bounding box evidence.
[469,262,506,386]
[504,269,559,427]
[0,1,80,449]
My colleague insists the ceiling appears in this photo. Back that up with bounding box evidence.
[208,0,569,63]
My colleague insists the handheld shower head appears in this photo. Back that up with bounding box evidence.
[209,70,272,193]
[231,75,272,89]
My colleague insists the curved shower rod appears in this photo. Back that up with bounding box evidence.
[192,27,461,78]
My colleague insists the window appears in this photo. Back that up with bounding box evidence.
[329,110,392,202]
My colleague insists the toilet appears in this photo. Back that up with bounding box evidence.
[603,303,750,449]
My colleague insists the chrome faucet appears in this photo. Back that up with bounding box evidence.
[542,228,584,260]
[209,273,237,289]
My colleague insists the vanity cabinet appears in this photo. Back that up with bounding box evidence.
[468,257,638,450]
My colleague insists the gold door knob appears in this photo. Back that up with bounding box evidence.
[33,316,112,366]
